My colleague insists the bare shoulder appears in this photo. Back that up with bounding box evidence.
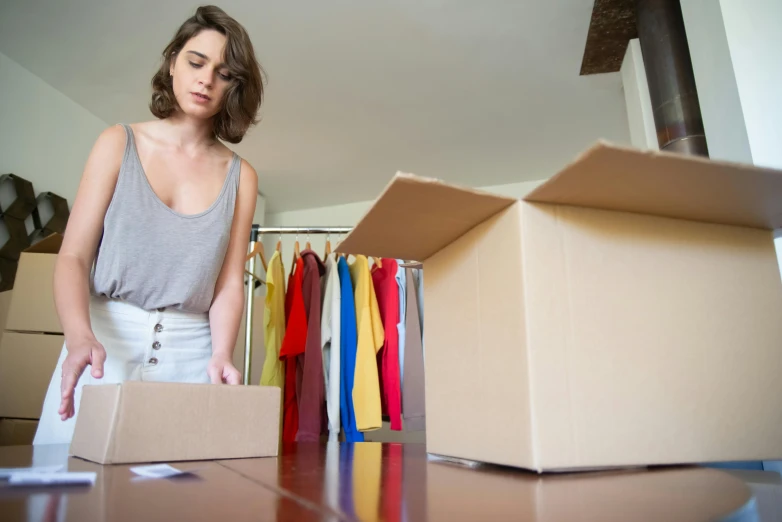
[88,124,127,172]
[239,158,258,185]
[95,124,127,151]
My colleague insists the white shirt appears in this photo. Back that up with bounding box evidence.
[396,261,407,384]
[320,254,341,441]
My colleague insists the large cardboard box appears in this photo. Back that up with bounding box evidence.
[337,143,782,472]
[0,332,63,418]
[5,234,62,334]
[0,418,38,445]
[70,381,281,464]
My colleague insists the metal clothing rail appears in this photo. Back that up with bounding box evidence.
[243,226,353,385]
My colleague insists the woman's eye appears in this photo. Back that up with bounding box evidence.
[189,61,203,69]
[218,72,231,81]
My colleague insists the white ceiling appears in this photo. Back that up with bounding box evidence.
[0,0,629,212]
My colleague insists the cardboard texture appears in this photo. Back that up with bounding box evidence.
[337,142,782,472]
[5,233,63,334]
[0,332,63,418]
[0,419,38,446]
[70,381,281,464]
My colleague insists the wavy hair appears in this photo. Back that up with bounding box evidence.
[150,5,265,143]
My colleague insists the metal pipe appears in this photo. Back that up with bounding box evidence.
[252,225,353,234]
[636,0,708,156]
[243,226,259,385]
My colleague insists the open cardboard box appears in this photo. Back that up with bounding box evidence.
[337,142,782,472]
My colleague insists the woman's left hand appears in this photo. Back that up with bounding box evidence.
[207,355,242,385]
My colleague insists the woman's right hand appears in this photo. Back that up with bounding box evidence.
[59,337,106,421]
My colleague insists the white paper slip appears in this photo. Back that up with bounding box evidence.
[130,464,197,479]
[0,465,64,479]
[8,472,96,486]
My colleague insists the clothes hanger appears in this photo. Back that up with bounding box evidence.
[291,232,300,268]
[305,232,311,251]
[276,233,282,253]
[245,239,268,273]
[371,256,383,269]
[324,233,332,258]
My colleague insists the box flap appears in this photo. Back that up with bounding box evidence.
[336,173,516,260]
[23,233,63,254]
[525,142,782,230]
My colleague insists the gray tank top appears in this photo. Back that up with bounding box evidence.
[91,124,240,314]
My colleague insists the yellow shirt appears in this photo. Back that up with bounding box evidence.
[349,255,384,432]
[260,251,286,388]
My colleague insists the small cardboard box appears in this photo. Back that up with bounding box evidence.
[0,418,38,445]
[0,332,63,418]
[5,233,63,334]
[337,142,782,472]
[70,381,281,464]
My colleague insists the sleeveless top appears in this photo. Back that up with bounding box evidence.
[91,124,240,314]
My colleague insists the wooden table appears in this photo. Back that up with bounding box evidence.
[0,443,769,521]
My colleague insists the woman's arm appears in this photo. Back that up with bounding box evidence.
[207,158,258,384]
[55,125,125,419]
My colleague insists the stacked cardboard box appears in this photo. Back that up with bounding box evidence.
[0,234,64,445]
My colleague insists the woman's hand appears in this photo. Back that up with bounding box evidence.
[207,354,242,385]
[59,336,106,420]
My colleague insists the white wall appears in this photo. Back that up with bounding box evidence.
[0,52,107,203]
[680,0,753,165]
[681,0,782,276]
[620,39,658,151]
[718,0,782,170]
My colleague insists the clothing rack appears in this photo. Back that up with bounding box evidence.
[243,225,353,385]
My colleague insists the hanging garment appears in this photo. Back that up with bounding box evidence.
[403,268,426,431]
[396,262,407,389]
[321,254,341,441]
[297,250,326,442]
[349,255,384,432]
[372,259,402,431]
[338,257,363,442]
[279,257,307,443]
[413,269,425,362]
[260,250,286,387]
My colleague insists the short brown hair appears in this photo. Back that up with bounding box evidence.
[150,5,265,144]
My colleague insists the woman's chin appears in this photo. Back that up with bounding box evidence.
[177,102,219,121]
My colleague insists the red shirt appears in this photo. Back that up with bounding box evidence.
[372,259,402,430]
[297,250,326,441]
[279,257,307,443]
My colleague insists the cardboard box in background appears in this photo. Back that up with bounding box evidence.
[0,418,38,446]
[337,142,782,472]
[70,381,281,464]
[0,332,63,418]
[5,233,62,334]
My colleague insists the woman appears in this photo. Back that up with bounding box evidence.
[33,5,264,445]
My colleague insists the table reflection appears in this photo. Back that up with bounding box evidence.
[271,442,758,522]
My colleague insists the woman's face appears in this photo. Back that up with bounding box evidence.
[170,29,232,120]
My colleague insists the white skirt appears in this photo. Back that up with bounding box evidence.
[33,296,213,446]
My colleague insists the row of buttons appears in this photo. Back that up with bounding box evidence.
[149,321,164,365]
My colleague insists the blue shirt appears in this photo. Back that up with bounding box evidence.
[338,257,363,442]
